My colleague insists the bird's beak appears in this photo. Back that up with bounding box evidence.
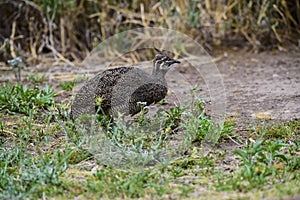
[171,59,181,64]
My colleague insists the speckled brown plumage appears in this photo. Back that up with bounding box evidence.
[128,82,168,115]
[70,49,180,119]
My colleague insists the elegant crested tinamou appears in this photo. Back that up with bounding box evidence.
[70,48,180,119]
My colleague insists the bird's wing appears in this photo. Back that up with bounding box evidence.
[93,67,133,111]
[129,83,168,115]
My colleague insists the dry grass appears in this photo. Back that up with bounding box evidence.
[0,0,299,63]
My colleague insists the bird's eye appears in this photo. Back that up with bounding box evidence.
[160,56,169,62]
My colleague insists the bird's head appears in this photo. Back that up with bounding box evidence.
[152,48,180,77]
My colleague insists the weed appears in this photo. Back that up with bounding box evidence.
[59,79,77,91]
[171,147,216,171]
[228,138,289,190]
[287,141,300,171]
[35,0,77,20]
[90,168,168,198]
[0,141,73,199]
[135,102,150,126]
[26,73,47,84]
[0,83,55,115]
[163,106,184,131]
[219,119,242,144]
[256,119,300,141]
[183,108,213,144]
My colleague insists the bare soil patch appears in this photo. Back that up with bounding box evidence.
[171,50,300,127]
[216,50,300,125]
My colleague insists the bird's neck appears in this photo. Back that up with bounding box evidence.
[152,69,167,81]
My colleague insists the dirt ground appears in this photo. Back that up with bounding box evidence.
[168,50,300,128]
[146,49,300,130]
[216,50,300,124]
[1,50,299,126]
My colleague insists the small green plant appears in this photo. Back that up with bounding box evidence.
[181,89,215,145]
[231,138,288,190]
[256,120,300,141]
[26,73,47,84]
[286,140,300,171]
[35,0,77,20]
[183,100,213,144]
[219,119,242,144]
[163,106,184,131]
[135,102,150,126]
[171,147,216,170]
[59,80,77,91]
[0,140,73,199]
[91,168,167,198]
[0,83,55,115]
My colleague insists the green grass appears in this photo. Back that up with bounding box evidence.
[0,82,55,115]
[26,73,47,84]
[255,120,300,141]
[0,82,299,199]
[59,79,77,91]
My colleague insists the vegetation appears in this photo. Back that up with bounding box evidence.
[0,0,299,62]
[0,83,55,115]
[0,0,299,199]
[0,81,299,199]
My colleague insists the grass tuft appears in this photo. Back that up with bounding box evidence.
[0,83,55,115]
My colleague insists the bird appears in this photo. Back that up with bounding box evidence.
[70,48,180,120]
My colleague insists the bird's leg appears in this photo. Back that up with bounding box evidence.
[135,102,149,126]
